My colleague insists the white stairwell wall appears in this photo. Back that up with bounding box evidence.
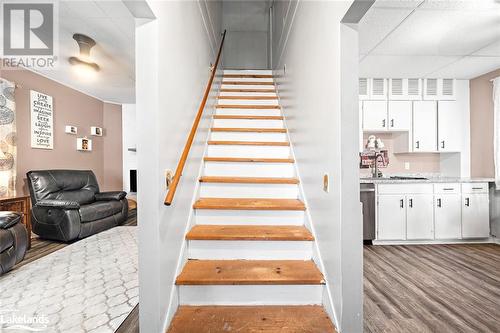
[272,1,363,332]
[136,1,222,332]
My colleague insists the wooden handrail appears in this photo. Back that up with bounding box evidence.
[164,30,227,206]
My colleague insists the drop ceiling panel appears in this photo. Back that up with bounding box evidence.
[473,40,500,56]
[372,0,424,9]
[359,8,414,54]
[418,0,500,10]
[359,55,460,78]
[60,1,107,19]
[371,9,500,56]
[94,0,135,18]
[429,56,500,79]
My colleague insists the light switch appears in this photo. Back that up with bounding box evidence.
[405,162,410,170]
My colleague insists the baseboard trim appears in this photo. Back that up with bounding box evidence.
[373,238,493,245]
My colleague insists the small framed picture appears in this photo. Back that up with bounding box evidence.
[77,137,92,151]
[65,125,77,134]
[91,126,102,136]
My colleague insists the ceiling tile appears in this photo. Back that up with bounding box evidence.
[429,56,500,79]
[94,0,135,19]
[371,9,500,56]
[60,1,107,19]
[473,40,500,56]
[359,8,414,54]
[419,0,500,10]
[359,55,460,77]
[373,0,424,9]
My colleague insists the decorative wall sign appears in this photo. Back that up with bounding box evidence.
[30,90,53,149]
[65,125,77,134]
[91,126,102,136]
[77,137,92,151]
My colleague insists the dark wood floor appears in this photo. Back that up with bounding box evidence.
[364,243,500,333]
[15,210,139,333]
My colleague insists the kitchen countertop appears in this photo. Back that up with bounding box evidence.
[360,177,495,184]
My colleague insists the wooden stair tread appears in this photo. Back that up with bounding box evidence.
[218,95,278,100]
[175,260,324,285]
[223,74,274,78]
[193,198,306,211]
[214,115,283,120]
[223,81,274,85]
[220,88,276,93]
[199,176,298,184]
[166,305,337,333]
[186,225,313,241]
[208,140,290,146]
[216,104,281,109]
[211,127,287,133]
[204,157,294,163]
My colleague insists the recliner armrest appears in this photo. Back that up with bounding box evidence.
[36,199,80,210]
[95,191,127,201]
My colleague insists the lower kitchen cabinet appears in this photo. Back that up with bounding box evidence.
[462,194,490,238]
[377,195,406,240]
[434,194,462,239]
[406,195,434,240]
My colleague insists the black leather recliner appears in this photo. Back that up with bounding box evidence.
[0,212,27,275]
[27,170,128,242]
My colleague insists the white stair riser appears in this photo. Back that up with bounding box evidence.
[188,240,312,260]
[222,77,274,83]
[224,70,273,75]
[179,285,322,305]
[199,183,299,199]
[221,84,275,90]
[213,119,284,128]
[217,99,279,106]
[204,162,295,177]
[210,131,287,142]
[207,145,290,158]
[215,109,281,116]
[195,209,305,225]
[219,91,277,97]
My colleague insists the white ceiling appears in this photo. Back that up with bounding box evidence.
[359,0,500,79]
[2,0,137,103]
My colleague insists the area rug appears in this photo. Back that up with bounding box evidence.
[0,226,138,332]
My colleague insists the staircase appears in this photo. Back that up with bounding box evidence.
[167,70,336,332]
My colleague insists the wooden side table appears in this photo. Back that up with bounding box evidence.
[0,192,32,249]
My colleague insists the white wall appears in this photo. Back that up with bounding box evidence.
[136,1,222,332]
[222,0,270,69]
[122,104,137,193]
[272,1,362,332]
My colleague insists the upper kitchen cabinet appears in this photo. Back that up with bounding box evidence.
[413,101,437,152]
[359,78,370,100]
[369,78,388,100]
[388,78,422,101]
[423,79,456,101]
[438,101,462,152]
[388,101,411,131]
[362,100,388,131]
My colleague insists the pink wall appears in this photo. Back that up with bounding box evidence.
[470,68,500,178]
[360,133,441,176]
[0,67,123,193]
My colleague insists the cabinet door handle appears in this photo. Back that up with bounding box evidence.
[382,119,386,128]
[390,119,394,127]
[441,141,445,149]
[409,198,413,208]
[465,197,470,207]
[416,141,420,149]
[400,199,404,208]
[437,198,442,208]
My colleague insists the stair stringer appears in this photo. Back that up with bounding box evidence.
[162,90,221,332]
[277,89,339,330]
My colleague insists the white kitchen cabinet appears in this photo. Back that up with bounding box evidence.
[369,78,388,100]
[423,79,456,101]
[388,78,422,101]
[363,101,387,131]
[462,194,490,238]
[377,195,406,240]
[388,101,411,131]
[434,194,462,239]
[438,101,461,152]
[413,101,437,152]
[406,194,434,239]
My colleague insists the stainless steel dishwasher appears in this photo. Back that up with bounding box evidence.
[360,183,375,242]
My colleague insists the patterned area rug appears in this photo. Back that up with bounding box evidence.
[0,226,138,332]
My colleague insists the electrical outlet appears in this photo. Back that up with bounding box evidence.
[323,173,329,193]
[405,162,410,170]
